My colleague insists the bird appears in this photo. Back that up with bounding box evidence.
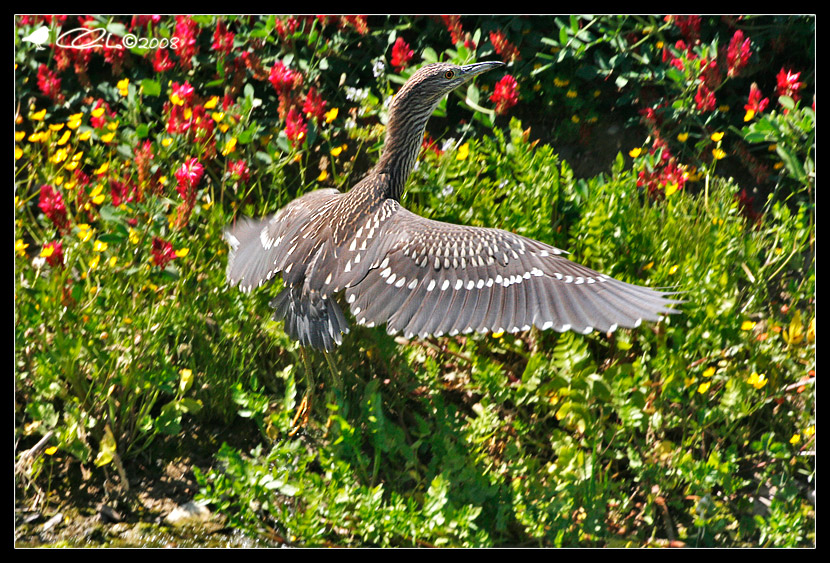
[225,60,681,372]
[22,26,50,50]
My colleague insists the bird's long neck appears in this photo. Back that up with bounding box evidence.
[372,91,440,202]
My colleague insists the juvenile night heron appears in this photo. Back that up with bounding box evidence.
[225,61,680,402]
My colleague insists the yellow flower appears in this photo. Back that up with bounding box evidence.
[743,109,756,122]
[129,228,140,245]
[747,372,767,389]
[677,132,689,142]
[697,381,711,394]
[317,169,329,182]
[629,147,642,158]
[566,89,577,98]
[170,92,184,106]
[100,131,116,143]
[91,106,106,119]
[571,114,580,124]
[324,107,338,124]
[67,113,83,129]
[665,182,679,196]
[643,261,654,271]
[108,255,117,268]
[204,96,219,109]
[710,131,724,142]
[222,136,237,156]
[183,107,192,120]
[44,446,58,456]
[15,131,25,142]
[712,148,726,160]
[51,148,68,164]
[15,146,22,160]
[93,240,108,252]
[89,254,100,269]
[28,131,46,142]
[161,138,173,147]
[331,144,345,157]
[741,320,756,331]
[668,264,679,275]
[804,425,815,438]
[78,130,93,141]
[89,185,106,205]
[702,367,716,378]
[456,142,470,161]
[174,248,189,258]
[789,434,800,445]
[491,330,504,339]
[211,111,225,122]
[15,239,29,257]
[93,162,109,175]
[49,123,65,131]
[117,78,129,96]
[31,108,47,121]
[57,130,71,145]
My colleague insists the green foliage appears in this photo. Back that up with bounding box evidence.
[16,15,813,547]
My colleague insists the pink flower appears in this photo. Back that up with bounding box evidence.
[285,108,307,148]
[390,37,414,72]
[490,74,519,115]
[38,184,69,233]
[726,29,751,77]
[302,87,327,122]
[151,237,177,268]
[776,68,803,102]
[665,15,701,43]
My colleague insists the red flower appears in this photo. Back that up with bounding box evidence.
[776,68,803,102]
[726,29,751,77]
[390,37,414,72]
[441,15,465,45]
[36,64,63,103]
[268,61,301,95]
[694,83,716,112]
[285,108,307,148]
[665,15,701,43]
[42,240,64,268]
[152,49,175,72]
[489,30,521,63]
[173,15,200,69]
[90,99,114,128]
[110,178,139,207]
[490,74,519,115]
[227,159,250,183]
[211,19,235,56]
[341,15,368,35]
[38,184,69,233]
[744,83,769,120]
[275,16,300,38]
[302,87,327,122]
[175,158,204,199]
[151,237,178,268]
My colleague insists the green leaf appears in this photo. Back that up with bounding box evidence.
[140,78,161,97]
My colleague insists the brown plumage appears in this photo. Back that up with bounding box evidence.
[225,61,681,351]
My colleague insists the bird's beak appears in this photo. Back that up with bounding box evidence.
[459,61,505,80]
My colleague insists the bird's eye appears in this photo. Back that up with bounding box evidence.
[444,70,455,79]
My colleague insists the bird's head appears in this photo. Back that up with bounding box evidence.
[392,61,505,108]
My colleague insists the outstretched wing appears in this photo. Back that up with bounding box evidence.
[224,188,342,292]
[345,206,681,339]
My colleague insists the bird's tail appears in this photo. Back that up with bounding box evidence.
[270,286,349,352]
